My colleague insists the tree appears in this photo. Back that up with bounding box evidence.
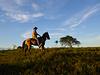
[17,46,22,49]
[54,40,59,47]
[72,38,81,47]
[55,40,58,45]
[60,35,81,48]
[75,40,81,47]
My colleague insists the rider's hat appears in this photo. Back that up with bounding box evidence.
[33,27,38,30]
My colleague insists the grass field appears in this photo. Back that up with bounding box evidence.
[0,47,100,75]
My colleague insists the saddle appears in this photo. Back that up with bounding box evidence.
[31,38,38,44]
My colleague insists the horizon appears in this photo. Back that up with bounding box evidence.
[0,0,100,48]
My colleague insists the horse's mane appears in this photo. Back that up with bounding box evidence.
[42,32,48,36]
[37,32,48,41]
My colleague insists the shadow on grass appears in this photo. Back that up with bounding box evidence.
[0,64,22,75]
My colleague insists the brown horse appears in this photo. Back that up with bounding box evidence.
[22,32,50,55]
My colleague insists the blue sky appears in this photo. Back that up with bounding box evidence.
[0,0,100,48]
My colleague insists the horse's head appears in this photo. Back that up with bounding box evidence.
[42,32,50,40]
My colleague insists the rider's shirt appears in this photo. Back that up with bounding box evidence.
[32,30,38,39]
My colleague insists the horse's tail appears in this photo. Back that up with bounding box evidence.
[22,40,26,49]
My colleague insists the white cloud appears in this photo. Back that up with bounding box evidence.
[0,0,44,23]
[47,28,65,31]
[32,13,44,18]
[63,3,100,29]
[32,3,39,11]
[0,0,18,13]
[15,0,25,5]
[5,12,44,22]
[15,0,22,5]
[50,32,64,39]
[21,31,31,39]
[6,13,30,22]
[0,0,25,22]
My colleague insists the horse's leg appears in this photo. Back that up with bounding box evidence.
[40,45,45,51]
[24,39,31,56]
[22,44,27,56]
[25,48,27,56]
[42,45,45,50]
[28,46,31,55]
[24,45,28,56]
[27,42,31,55]
[22,40,27,56]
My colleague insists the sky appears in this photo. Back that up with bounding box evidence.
[0,0,100,48]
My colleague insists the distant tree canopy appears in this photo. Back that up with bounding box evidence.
[60,35,81,48]
[17,46,22,49]
[55,40,58,45]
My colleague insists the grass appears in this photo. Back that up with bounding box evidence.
[0,47,100,75]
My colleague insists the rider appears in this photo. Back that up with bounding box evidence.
[32,27,41,47]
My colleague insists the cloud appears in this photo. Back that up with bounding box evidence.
[15,0,22,5]
[32,13,44,18]
[50,32,64,39]
[15,0,26,5]
[5,12,44,22]
[63,3,100,29]
[32,3,39,11]
[0,0,18,13]
[0,0,44,23]
[21,31,31,39]
[6,13,30,22]
[47,28,65,32]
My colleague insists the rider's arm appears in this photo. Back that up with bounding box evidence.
[35,31,41,37]
[37,34,41,37]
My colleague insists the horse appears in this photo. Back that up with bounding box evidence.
[22,32,50,55]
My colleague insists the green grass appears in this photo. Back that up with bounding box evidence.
[0,47,100,75]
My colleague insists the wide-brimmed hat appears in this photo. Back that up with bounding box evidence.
[33,27,38,30]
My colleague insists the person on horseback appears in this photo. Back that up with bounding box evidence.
[32,27,41,47]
